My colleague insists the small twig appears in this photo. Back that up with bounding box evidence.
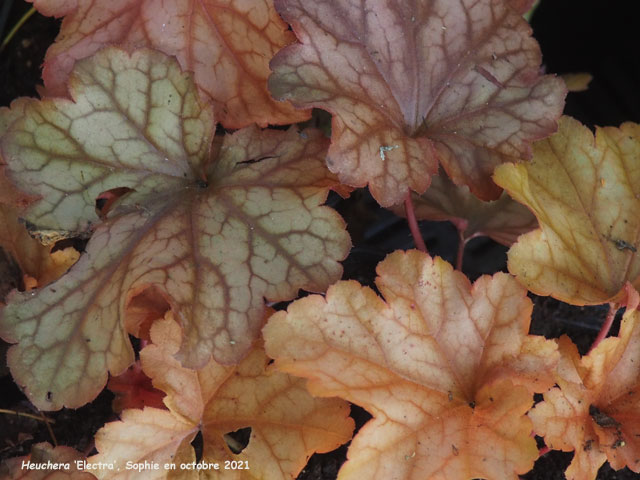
[39,411,58,446]
[589,302,618,352]
[0,6,36,53]
[404,191,427,253]
[0,408,55,424]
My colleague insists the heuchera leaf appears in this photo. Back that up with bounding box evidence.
[1,99,36,207]
[28,0,309,128]
[89,313,354,480]
[268,0,566,206]
[529,286,640,479]
[0,47,350,410]
[494,116,640,305]
[390,169,537,245]
[264,250,558,480]
[0,442,96,479]
[0,204,80,289]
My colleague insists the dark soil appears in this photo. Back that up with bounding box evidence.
[1,0,640,479]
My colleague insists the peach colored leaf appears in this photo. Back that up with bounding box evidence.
[0,442,96,479]
[28,0,309,128]
[0,47,349,410]
[263,250,558,480]
[529,291,640,479]
[0,204,80,289]
[88,314,354,480]
[268,0,566,206]
[390,169,537,245]
[494,116,640,306]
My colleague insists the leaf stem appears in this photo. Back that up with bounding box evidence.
[0,408,55,424]
[456,229,465,271]
[0,6,35,53]
[404,191,427,253]
[538,445,550,457]
[589,302,618,352]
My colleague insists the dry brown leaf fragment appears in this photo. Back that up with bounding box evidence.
[263,250,559,479]
[561,73,593,92]
[494,116,640,305]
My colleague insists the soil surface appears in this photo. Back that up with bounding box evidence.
[1,0,640,479]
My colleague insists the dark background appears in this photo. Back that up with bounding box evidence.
[1,0,639,478]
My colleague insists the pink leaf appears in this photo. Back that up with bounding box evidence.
[269,0,566,206]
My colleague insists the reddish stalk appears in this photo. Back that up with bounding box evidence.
[456,230,466,271]
[589,302,618,353]
[538,445,550,457]
[404,191,427,253]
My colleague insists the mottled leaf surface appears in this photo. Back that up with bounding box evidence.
[29,0,309,128]
[268,0,566,206]
[264,250,558,480]
[494,116,640,305]
[529,287,640,479]
[1,99,35,207]
[89,314,354,480]
[0,48,349,410]
[391,169,536,245]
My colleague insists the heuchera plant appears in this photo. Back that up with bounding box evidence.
[0,0,639,479]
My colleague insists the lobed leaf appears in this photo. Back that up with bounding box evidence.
[264,250,558,480]
[529,287,640,479]
[0,48,350,410]
[391,169,537,245]
[494,116,640,305]
[268,0,566,206]
[28,0,309,128]
[89,314,354,479]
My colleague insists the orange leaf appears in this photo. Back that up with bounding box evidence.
[29,0,309,128]
[529,295,640,479]
[0,204,80,289]
[89,313,354,479]
[264,250,558,479]
[268,0,566,206]
[494,116,640,305]
[0,442,96,479]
